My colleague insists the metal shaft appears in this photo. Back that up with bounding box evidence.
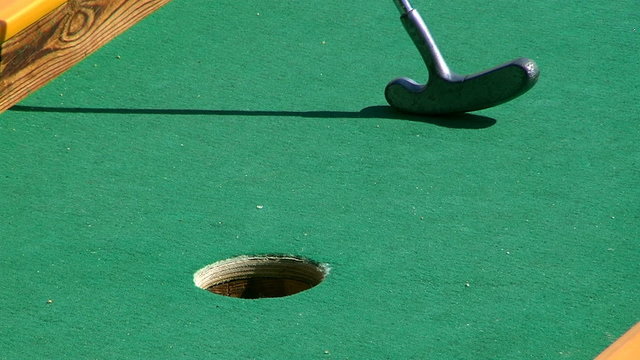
[393,0,413,13]
[385,0,539,115]
[396,1,454,81]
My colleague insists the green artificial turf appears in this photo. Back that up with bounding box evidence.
[1,0,639,358]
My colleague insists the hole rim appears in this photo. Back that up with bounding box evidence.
[194,254,329,299]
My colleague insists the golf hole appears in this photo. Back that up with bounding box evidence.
[194,255,327,299]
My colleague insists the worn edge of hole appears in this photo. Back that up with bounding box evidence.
[193,255,330,299]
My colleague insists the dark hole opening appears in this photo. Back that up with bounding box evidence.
[194,255,327,299]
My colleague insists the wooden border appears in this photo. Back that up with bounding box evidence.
[596,323,640,360]
[0,0,173,113]
[0,0,68,42]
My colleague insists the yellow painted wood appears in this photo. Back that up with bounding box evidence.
[0,0,174,112]
[596,323,640,360]
[0,0,67,42]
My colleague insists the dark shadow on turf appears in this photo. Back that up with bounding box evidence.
[359,106,496,129]
[9,105,496,129]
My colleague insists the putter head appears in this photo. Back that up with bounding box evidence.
[385,57,540,115]
[386,1,540,116]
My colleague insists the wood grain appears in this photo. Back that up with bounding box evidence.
[0,0,173,113]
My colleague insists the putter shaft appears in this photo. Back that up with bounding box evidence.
[386,0,539,115]
[393,0,413,13]
[396,2,454,80]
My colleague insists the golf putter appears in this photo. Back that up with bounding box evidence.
[385,0,540,115]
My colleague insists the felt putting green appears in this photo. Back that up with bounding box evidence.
[1,0,639,358]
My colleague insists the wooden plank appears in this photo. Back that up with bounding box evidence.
[596,323,640,360]
[0,0,68,42]
[0,0,173,113]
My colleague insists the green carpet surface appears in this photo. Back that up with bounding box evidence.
[1,0,639,358]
